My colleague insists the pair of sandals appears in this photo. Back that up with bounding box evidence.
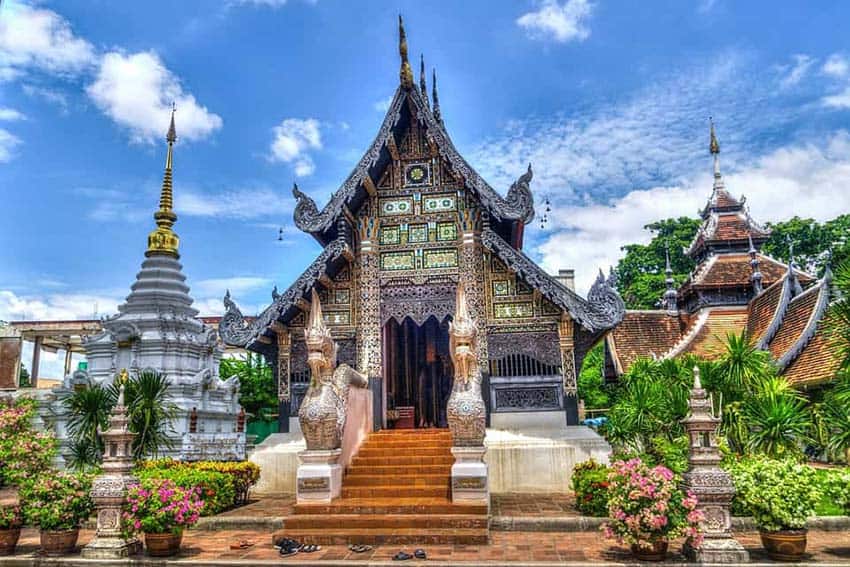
[274,537,321,557]
[348,544,373,553]
[393,549,427,561]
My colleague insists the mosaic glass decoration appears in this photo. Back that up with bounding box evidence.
[403,162,431,187]
[492,280,511,296]
[335,289,351,304]
[380,198,413,217]
[381,251,416,271]
[436,222,458,241]
[423,194,456,213]
[516,280,533,295]
[408,224,429,243]
[423,248,458,269]
[494,302,534,319]
[323,311,351,325]
[380,225,401,245]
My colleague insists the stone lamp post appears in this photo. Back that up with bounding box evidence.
[81,383,142,558]
[681,367,748,564]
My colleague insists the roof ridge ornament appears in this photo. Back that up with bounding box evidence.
[432,68,443,125]
[419,54,429,108]
[146,104,180,258]
[398,15,414,90]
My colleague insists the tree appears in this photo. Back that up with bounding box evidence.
[577,343,611,409]
[64,384,115,470]
[763,215,850,275]
[18,364,30,388]
[119,369,178,460]
[219,353,277,418]
[614,217,700,309]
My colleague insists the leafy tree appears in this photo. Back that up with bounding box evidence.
[827,260,850,375]
[577,343,612,409]
[119,370,178,460]
[64,384,115,470]
[614,217,700,309]
[763,215,850,275]
[736,375,811,459]
[219,353,276,418]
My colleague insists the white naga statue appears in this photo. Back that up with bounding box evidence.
[298,289,367,451]
[446,283,487,447]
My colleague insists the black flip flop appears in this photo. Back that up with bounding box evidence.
[278,545,298,557]
[393,551,413,561]
[414,548,427,559]
[299,544,321,553]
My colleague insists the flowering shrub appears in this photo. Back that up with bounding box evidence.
[822,468,850,514]
[137,467,234,516]
[123,479,204,535]
[603,458,703,548]
[0,397,56,487]
[137,459,259,508]
[571,460,611,517]
[20,472,94,531]
[0,505,22,529]
[728,457,821,531]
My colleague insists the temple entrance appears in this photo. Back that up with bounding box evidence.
[381,316,453,429]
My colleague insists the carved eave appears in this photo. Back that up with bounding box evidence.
[777,280,831,371]
[292,85,535,249]
[218,238,352,352]
[480,228,625,334]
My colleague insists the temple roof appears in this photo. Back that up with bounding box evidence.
[683,252,811,290]
[220,228,625,351]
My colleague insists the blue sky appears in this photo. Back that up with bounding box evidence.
[2,0,850,336]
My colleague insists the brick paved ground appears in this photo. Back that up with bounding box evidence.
[5,527,850,564]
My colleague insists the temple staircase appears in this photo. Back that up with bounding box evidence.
[279,429,489,545]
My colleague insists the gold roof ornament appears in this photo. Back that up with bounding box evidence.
[147,104,180,258]
[398,15,414,90]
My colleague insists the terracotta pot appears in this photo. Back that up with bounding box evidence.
[630,539,668,561]
[145,531,183,557]
[40,528,79,556]
[760,528,807,561]
[0,528,21,556]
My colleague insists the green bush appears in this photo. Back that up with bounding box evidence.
[137,467,234,516]
[727,457,821,531]
[135,459,260,508]
[20,471,94,531]
[0,397,57,487]
[823,468,850,515]
[571,460,611,517]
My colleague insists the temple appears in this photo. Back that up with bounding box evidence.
[606,121,841,389]
[219,18,625,435]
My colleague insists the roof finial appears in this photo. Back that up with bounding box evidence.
[786,236,803,296]
[398,15,414,90]
[419,54,429,106]
[147,104,180,258]
[663,243,678,314]
[432,68,443,124]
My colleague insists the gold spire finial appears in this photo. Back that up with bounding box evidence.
[147,105,180,257]
[709,117,720,155]
[419,54,428,97]
[398,15,414,89]
[432,68,442,124]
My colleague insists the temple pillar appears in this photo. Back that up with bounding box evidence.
[458,210,489,373]
[558,316,579,425]
[63,347,73,377]
[356,217,382,430]
[276,328,292,433]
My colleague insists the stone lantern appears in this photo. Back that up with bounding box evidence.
[681,367,748,563]
[81,383,142,558]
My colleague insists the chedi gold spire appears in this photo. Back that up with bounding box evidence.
[147,105,180,257]
[398,15,414,90]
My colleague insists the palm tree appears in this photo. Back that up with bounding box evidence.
[826,260,850,374]
[819,374,850,461]
[63,384,116,469]
[740,375,812,458]
[118,370,178,460]
[712,332,775,400]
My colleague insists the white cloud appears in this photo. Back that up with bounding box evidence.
[823,87,850,109]
[516,0,592,43]
[0,108,25,121]
[86,51,223,143]
[536,131,850,294]
[176,187,294,219]
[0,290,121,321]
[268,118,322,176]
[22,84,69,110]
[822,53,849,78]
[0,128,22,162]
[778,54,816,89]
[0,0,96,79]
[373,96,393,112]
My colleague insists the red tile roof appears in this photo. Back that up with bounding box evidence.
[677,308,751,358]
[607,311,689,373]
[783,318,844,386]
[746,279,785,343]
[768,286,820,360]
[688,254,812,289]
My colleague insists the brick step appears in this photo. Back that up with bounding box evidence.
[350,455,455,466]
[294,497,487,516]
[371,429,451,435]
[356,446,449,457]
[341,485,450,499]
[346,464,452,476]
[342,473,450,487]
[273,528,488,546]
[284,514,488,530]
[359,441,452,450]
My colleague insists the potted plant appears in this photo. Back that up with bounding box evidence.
[0,501,22,555]
[571,459,611,517]
[730,457,821,561]
[20,472,94,556]
[124,479,203,557]
[603,458,703,561]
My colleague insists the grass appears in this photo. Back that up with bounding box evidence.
[813,467,846,516]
